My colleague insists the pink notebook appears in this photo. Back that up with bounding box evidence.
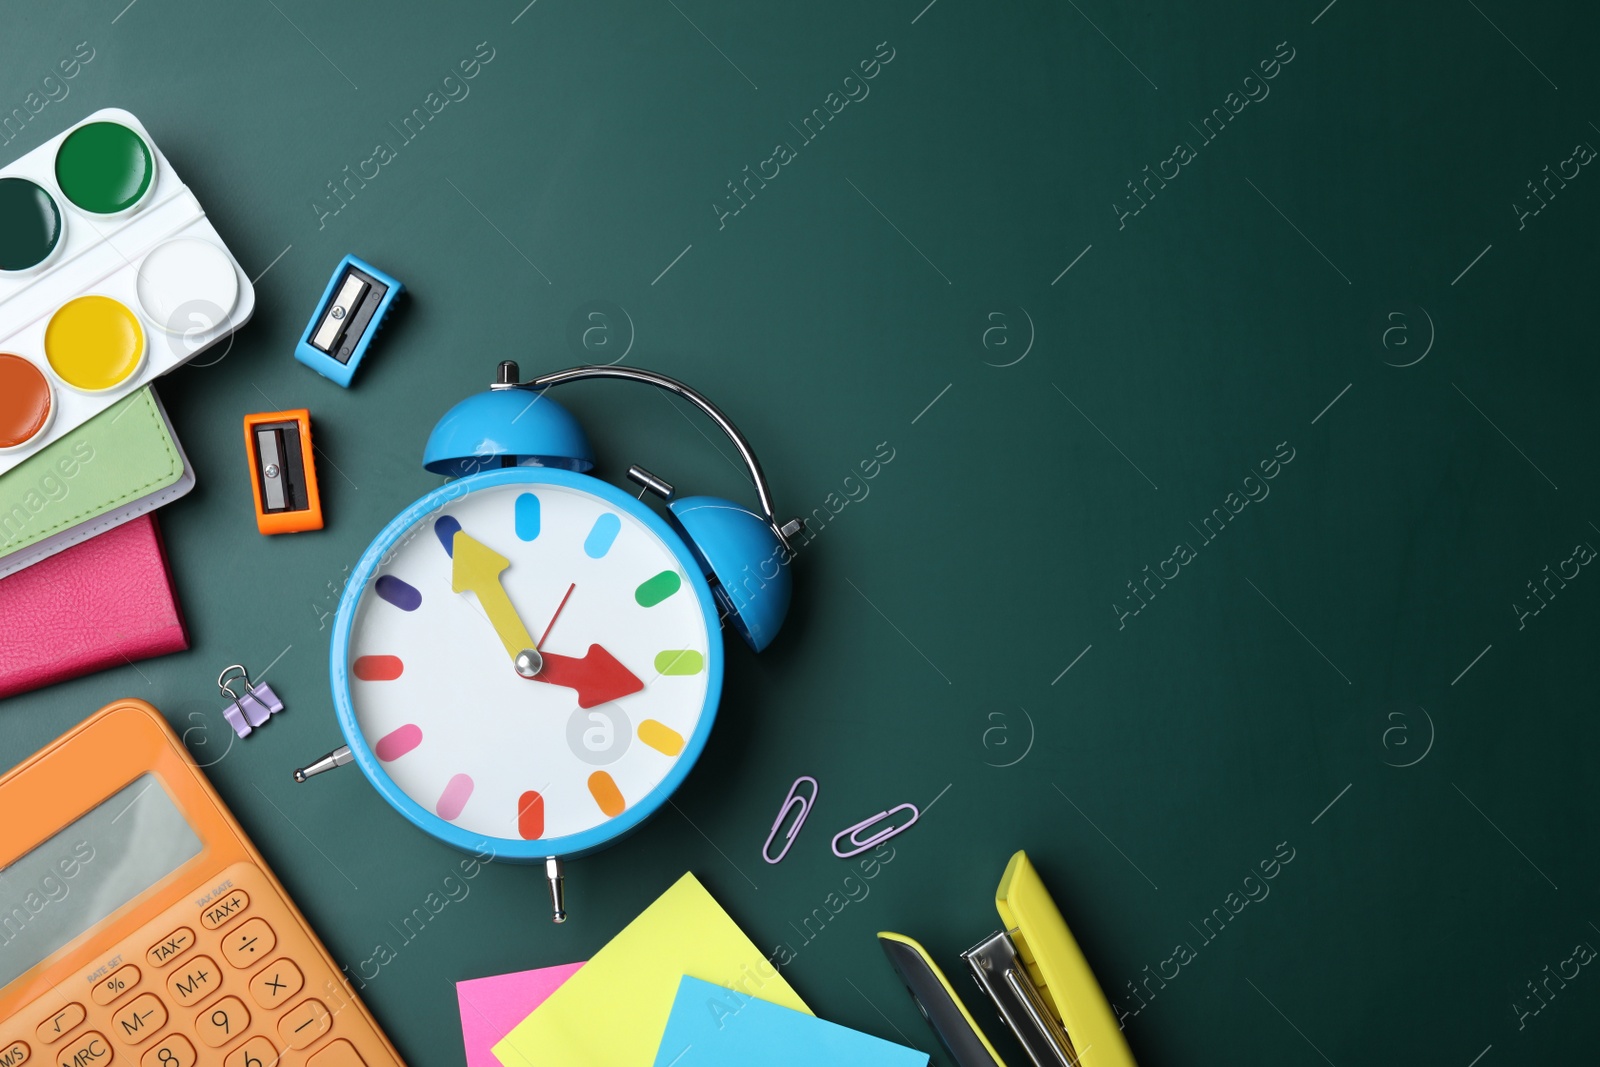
[0,514,188,698]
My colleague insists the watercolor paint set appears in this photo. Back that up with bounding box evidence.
[0,107,253,474]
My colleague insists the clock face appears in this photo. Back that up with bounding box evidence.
[335,469,721,855]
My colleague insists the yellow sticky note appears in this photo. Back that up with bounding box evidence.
[493,872,809,1067]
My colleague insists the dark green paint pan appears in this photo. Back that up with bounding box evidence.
[0,177,62,273]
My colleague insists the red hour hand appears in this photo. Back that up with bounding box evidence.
[532,644,643,708]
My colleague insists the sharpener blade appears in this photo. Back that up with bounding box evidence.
[251,420,308,513]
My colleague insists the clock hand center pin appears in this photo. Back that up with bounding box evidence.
[513,648,543,678]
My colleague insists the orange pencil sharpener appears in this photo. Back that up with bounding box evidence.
[243,409,324,535]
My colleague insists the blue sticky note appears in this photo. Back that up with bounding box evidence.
[651,975,928,1067]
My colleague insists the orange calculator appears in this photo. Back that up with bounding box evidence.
[0,700,406,1067]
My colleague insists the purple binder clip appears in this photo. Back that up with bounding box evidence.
[220,664,284,738]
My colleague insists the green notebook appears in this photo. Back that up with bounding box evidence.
[0,387,193,578]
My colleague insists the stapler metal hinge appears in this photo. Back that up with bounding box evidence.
[963,930,1078,1067]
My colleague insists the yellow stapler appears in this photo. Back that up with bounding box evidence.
[878,850,1136,1067]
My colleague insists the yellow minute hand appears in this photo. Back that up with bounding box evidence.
[450,529,537,662]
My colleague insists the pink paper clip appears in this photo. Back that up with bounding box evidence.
[832,802,919,858]
[762,776,818,864]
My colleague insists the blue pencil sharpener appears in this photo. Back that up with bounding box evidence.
[294,254,402,387]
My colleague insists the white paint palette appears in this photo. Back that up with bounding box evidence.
[0,107,253,473]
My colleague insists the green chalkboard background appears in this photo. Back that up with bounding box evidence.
[4,1,1598,1064]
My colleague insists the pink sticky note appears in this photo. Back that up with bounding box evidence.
[457,962,584,1067]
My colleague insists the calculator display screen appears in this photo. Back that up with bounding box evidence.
[0,773,202,988]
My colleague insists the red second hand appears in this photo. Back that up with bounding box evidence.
[535,583,576,649]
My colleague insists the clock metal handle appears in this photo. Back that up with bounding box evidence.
[493,362,805,552]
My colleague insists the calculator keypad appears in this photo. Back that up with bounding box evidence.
[249,959,304,1011]
[61,1030,111,1066]
[145,928,195,969]
[307,1038,368,1066]
[89,964,140,1006]
[221,918,277,970]
[141,1033,196,1067]
[5,862,385,1066]
[278,999,331,1050]
[166,956,222,1008]
[200,890,250,930]
[111,992,167,1045]
[225,1035,282,1067]
[34,1002,84,1043]
[196,995,251,1048]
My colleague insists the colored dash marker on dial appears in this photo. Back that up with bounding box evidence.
[654,650,704,676]
[517,790,545,839]
[353,655,404,681]
[436,774,474,820]
[638,719,685,757]
[635,570,681,607]
[374,724,421,761]
[375,575,421,611]
[515,493,540,540]
[434,515,462,556]
[584,513,621,558]
[588,771,625,817]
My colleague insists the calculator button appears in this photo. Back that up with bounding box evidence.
[248,959,304,1010]
[200,890,250,930]
[59,1031,111,1066]
[146,927,195,968]
[306,1039,367,1067]
[277,998,331,1050]
[91,963,141,1005]
[167,956,223,1007]
[0,1040,26,1066]
[195,996,250,1048]
[35,1002,85,1043]
[223,1036,280,1067]
[108,992,167,1047]
[220,918,276,970]
[142,1033,196,1067]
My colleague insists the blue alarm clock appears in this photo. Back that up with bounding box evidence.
[294,362,802,920]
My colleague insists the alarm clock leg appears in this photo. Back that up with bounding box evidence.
[293,744,354,782]
[546,856,567,923]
